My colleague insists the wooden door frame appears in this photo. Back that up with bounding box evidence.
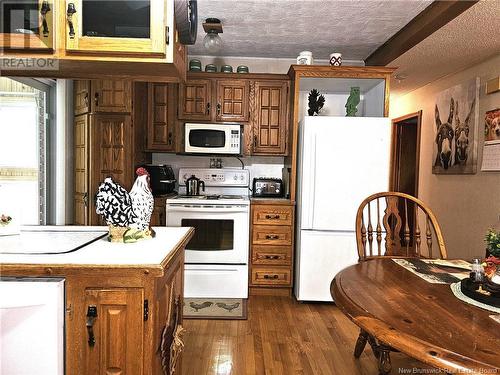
[389,111,422,196]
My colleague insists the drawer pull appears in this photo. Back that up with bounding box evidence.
[264,255,281,260]
[265,234,279,240]
[263,274,279,280]
[265,214,281,219]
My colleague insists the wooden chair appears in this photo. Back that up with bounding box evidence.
[353,192,447,374]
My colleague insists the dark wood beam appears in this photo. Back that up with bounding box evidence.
[365,0,478,66]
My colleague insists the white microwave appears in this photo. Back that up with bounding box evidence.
[184,123,242,155]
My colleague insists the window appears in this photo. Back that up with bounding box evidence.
[0,77,54,225]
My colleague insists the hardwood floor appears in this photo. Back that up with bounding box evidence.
[182,295,431,374]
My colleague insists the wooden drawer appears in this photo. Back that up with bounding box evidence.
[251,267,291,286]
[252,205,293,226]
[252,246,291,266]
[252,225,292,246]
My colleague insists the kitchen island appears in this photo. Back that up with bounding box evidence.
[0,226,194,375]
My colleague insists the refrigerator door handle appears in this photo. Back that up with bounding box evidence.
[310,134,317,228]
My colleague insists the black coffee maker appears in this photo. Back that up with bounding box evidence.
[142,164,176,196]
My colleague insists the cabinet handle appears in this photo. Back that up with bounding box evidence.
[264,255,281,260]
[84,93,89,107]
[86,305,98,347]
[265,214,280,220]
[263,274,279,280]
[40,0,51,37]
[168,132,173,145]
[253,135,257,148]
[216,103,221,116]
[94,92,99,107]
[83,192,88,207]
[206,102,210,115]
[265,234,279,240]
[67,3,77,39]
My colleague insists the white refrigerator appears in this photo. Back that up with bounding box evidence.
[294,116,391,301]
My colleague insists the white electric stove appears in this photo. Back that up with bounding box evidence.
[165,168,250,299]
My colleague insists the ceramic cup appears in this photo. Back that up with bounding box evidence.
[329,53,342,66]
[237,65,249,73]
[189,59,202,71]
[205,64,217,72]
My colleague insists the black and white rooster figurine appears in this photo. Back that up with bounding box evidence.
[95,167,155,243]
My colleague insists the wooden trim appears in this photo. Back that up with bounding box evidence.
[365,1,478,66]
[188,71,290,81]
[389,111,422,195]
[287,65,396,78]
[3,59,185,82]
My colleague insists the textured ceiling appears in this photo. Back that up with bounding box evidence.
[188,0,433,60]
[390,0,500,96]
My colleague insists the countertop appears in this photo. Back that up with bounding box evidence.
[250,198,294,205]
[0,226,193,268]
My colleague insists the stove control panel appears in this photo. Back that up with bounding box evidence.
[179,168,249,187]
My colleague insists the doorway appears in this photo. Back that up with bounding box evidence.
[390,111,422,197]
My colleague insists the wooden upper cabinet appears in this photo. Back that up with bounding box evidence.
[74,80,90,115]
[64,0,166,56]
[83,288,144,375]
[1,0,55,51]
[91,80,132,113]
[216,80,250,122]
[178,79,212,120]
[147,83,176,152]
[253,80,289,155]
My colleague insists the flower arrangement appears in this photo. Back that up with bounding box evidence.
[483,229,500,283]
[485,228,500,258]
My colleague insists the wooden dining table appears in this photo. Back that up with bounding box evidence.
[330,258,500,375]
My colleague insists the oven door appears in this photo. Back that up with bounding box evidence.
[165,204,249,264]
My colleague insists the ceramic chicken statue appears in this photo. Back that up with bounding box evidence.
[345,86,360,116]
[129,167,154,232]
[95,167,155,243]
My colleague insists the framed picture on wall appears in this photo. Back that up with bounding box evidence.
[481,108,500,171]
[432,77,480,174]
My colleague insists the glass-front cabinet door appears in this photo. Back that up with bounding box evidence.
[0,0,54,51]
[64,0,166,56]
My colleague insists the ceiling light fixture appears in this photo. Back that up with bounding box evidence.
[202,18,223,53]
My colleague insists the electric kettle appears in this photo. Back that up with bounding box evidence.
[186,175,205,196]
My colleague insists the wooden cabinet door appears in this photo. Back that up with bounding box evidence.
[150,197,167,226]
[74,114,89,225]
[1,0,55,51]
[74,80,90,115]
[65,0,165,56]
[178,79,212,120]
[90,114,133,225]
[84,288,144,375]
[216,79,250,122]
[153,250,184,375]
[253,81,289,155]
[91,80,132,113]
[147,83,176,152]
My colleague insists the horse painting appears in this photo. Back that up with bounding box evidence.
[434,98,455,170]
[453,99,475,166]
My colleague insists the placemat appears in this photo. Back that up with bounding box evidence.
[393,258,469,284]
[450,282,500,314]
